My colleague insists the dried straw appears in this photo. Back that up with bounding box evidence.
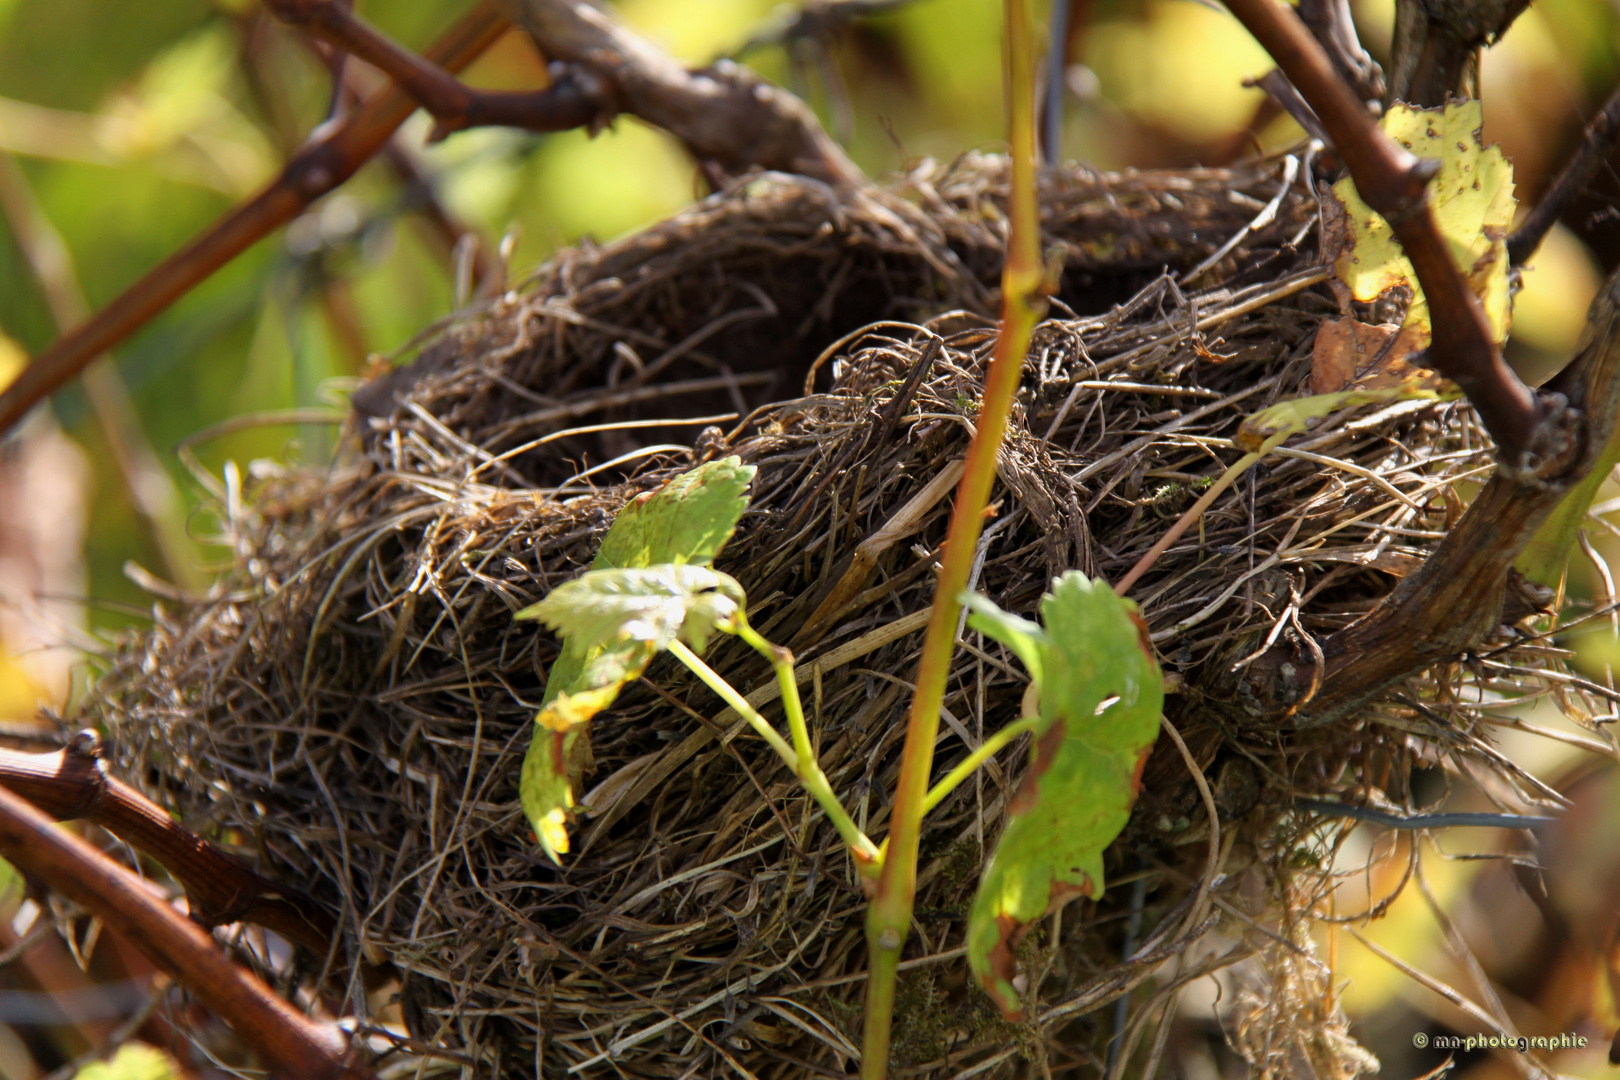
[92,153,1596,1078]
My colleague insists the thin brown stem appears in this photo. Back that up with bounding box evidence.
[1223,0,1561,475]
[1508,81,1620,267]
[503,0,861,181]
[0,735,339,959]
[0,773,368,1079]
[269,0,605,141]
[0,2,511,437]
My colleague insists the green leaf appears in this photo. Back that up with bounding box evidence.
[591,454,757,571]
[516,457,756,858]
[964,573,1162,1018]
[1328,100,1515,345]
[516,456,756,704]
[520,564,745,656]
[961,592,1045,685]
[522,676,635,861]
[1516,428,1620,587]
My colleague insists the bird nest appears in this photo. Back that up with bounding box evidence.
[91,154,1576,1078]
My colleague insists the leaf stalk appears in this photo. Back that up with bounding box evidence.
[667,637,880,868]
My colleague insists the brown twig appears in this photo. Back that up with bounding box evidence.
[0,2,510,438]
[1508,81,1620,267]
[0,769,369,1080]
[266,0,602,141]
[1223,0,1567,477]
[502,0,861,181]
[1295,0,1382,103]
[1244,264,1620,725]
[272,0,861,182]
[0,733,338,959]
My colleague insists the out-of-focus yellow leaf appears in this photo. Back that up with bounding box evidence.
[0,330,23,390]
[73,1043,182,1080]
[1328,100,1516,343]
[0,648,44,722]
[1575,621,1620,675]
[100,26,272,195]
[528,121,692,245]
[1326,833,1476,1016]
[617,0,776,61]
[1087,0,1272,143]
[1514,222,1602,355]
[894,0,1005,139]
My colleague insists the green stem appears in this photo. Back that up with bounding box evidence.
[667,638,881,868]
[734,617,815,774]
[921,715,1041,817]
[861,1,1042,1075]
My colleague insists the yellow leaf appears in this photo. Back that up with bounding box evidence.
[0,331,24,392]
[1237,384,1451,453]
[1328,100,1516,343]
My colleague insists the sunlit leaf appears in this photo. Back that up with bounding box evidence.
[73,1044,182,1080]
[523,681,626,861]
[591,455,757,571]
[521,564,744,656]
[1327,99,1515,344]
[962,573,1162,1018]
[516,457,756,858]
[1236,383,1453,453]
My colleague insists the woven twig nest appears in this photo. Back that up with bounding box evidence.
[93,154,1568,1077]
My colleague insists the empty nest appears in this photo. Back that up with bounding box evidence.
[91,153,1580,1078]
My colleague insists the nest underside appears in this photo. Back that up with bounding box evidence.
[93,154,1575,1078]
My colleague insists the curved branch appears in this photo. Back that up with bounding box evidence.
[267,0,860,181]
[0,3,511,437]
[1223,0,1568,477]
[0,774,369,1080]
[1242,264,1620,725]
[0,734,338,958]
[500,0,861,181]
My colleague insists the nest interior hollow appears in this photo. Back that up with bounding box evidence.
[94,154,1560,1079]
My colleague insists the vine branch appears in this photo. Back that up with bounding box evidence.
[0,3,509,437]
[1223,0,1570,477]
[0,733,338,959]
[1243,264,1620,725]
[0,764,368,1080]
[860,0,1042,1073]
[266,0,861,179]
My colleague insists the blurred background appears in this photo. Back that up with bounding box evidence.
[3,0,1620,1076]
